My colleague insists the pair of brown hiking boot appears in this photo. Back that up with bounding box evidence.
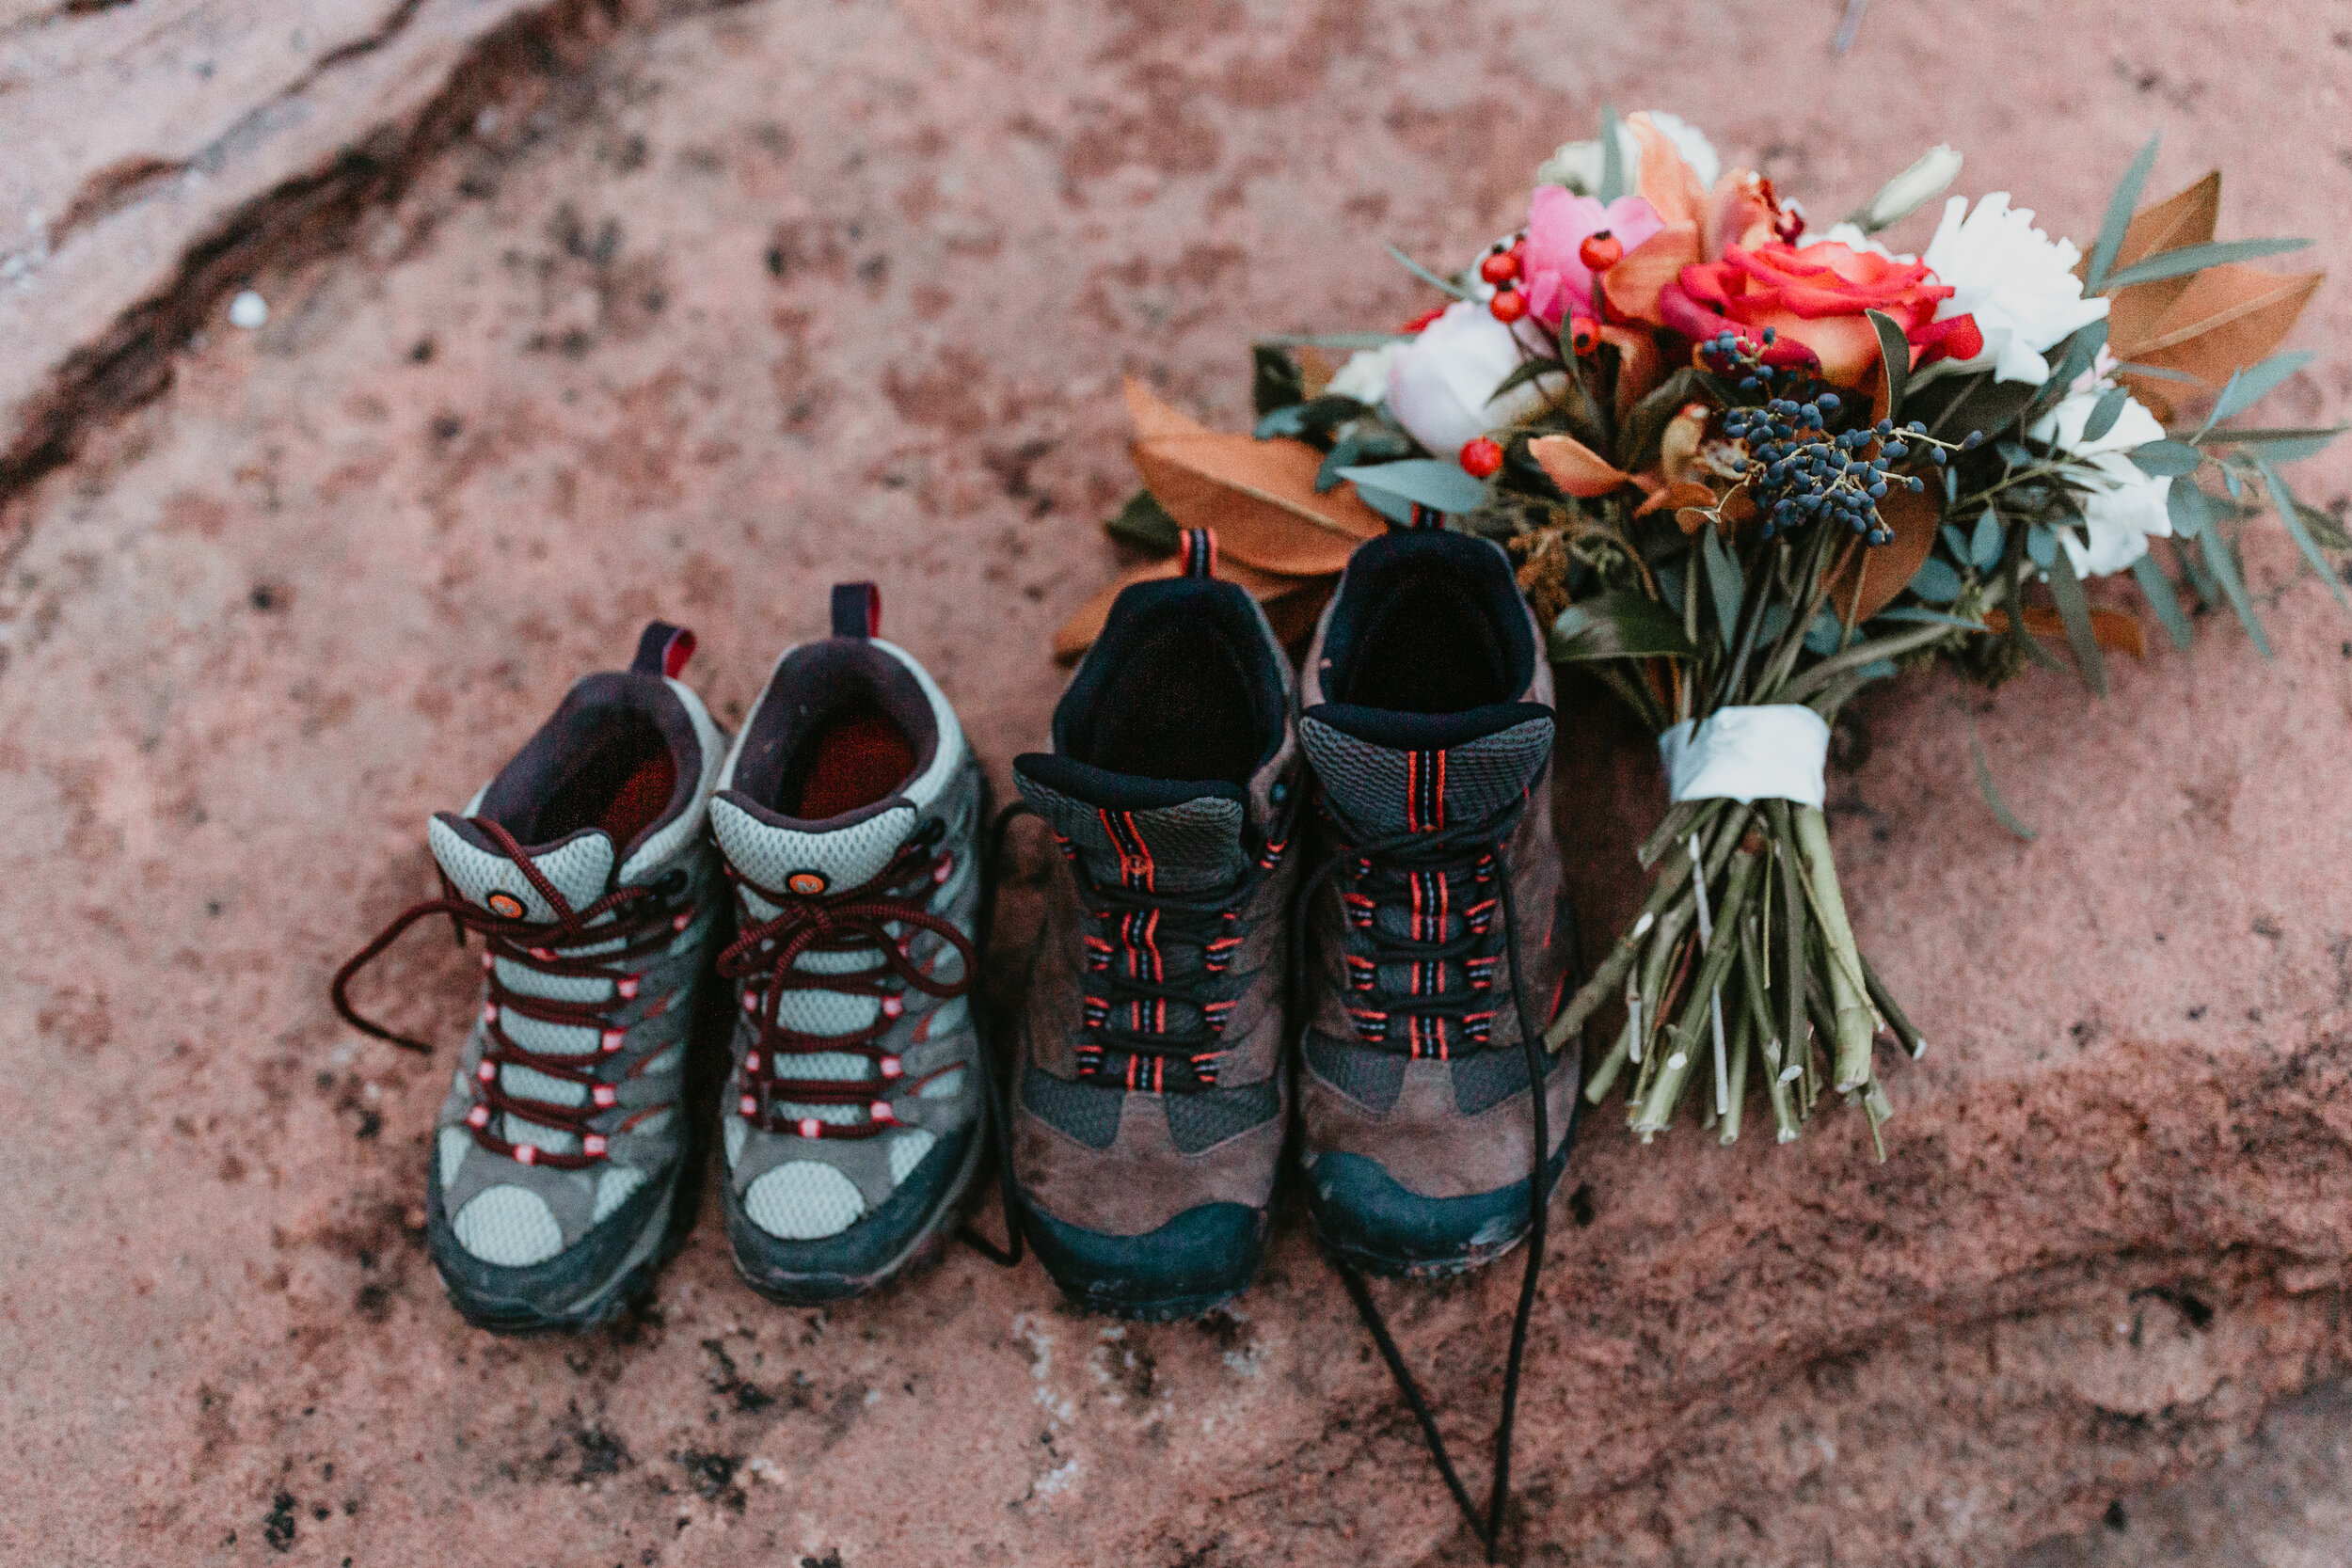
[1004,520,1581,1320]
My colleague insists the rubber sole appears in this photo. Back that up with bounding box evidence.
[725,1117,989,1307]
[1016,1196,1267,1322]
[1305,1123,1575,1282]
[427,1165,693,1335]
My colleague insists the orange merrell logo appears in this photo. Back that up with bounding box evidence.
[485,891,526,919]
[787,871,829,896]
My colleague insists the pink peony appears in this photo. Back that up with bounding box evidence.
[1520,187,1665,329]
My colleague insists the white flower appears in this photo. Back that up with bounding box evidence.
[1386,301,1562,456]
[2028,386,2172,577]
[1326,342,1401,406]
[1537,112,1719,196]
[1918,193,2109,387]
[1853,146,1963,233]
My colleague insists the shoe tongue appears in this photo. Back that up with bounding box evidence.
[1297,701,1555,840]
[709,793,920,916]
[1013,753,1250,895]
[427,816,616,921]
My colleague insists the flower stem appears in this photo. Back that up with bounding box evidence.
[1791,805,1875,1092]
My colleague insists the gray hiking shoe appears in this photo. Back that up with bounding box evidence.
[711,584,988,1304]
[1294,524,1580,1279]
[333,622,729,1333]
[1008,529,1302,1320]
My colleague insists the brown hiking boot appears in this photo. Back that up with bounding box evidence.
[1294,523,1579,1278]
[1007,529,1301,1319]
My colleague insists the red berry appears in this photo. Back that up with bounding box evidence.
[1479,250,1520,284]
[1568,314,1600,356]
[1459,437,1504,479]
[1579,230,1624,272]
[1487,288,1528,324]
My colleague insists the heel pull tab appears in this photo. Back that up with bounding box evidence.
[832,582,882,639]
[1179,527,1218,578]
[631,622,696,679]
[1405,503,1443,531]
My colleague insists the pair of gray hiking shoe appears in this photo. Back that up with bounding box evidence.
[1005,521,1581,1322]
[335,588,989,1330]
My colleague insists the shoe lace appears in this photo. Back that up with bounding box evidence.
[330,818,696,1169]
[1295,794,1556,1564]
[1063,829,1287,1094]
[715,821,977,1140]
[1332,833,1508,1059]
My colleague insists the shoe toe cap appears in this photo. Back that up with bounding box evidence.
[1306,1141,1569,1278]
[1018,1197,1264,1321]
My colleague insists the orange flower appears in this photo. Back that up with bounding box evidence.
[1659,241,1984,387]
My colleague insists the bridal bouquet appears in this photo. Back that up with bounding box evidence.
[1060,113,2336,1152]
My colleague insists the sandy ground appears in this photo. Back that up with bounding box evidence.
[2,1,2351,1565]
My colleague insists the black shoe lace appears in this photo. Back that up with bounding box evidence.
[1295,798,1554,1563]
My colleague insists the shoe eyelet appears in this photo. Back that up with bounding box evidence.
[600,1028,626,1053]
[616,974,641,1000]
[796,1117,822,1138]
[592,1085,618,1108]
[582,1133,608,1156]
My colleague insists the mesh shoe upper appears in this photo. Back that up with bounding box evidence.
[373,631,729,1273]
[1296,529,1579,1204]
[1010,570,1299,1242]
[712,626,983,1247]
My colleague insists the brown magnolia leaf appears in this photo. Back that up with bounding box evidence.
[1053,552,1327,661]
[2098,171,2222,332]
[1598,324,1664,425]
[1125,376,1209,440]
[2112,265,2323,419]
[1298,345,1335,399]
[1642,482,1719,521]
[1529,433,1634,498]
[1828,484,1939,624]
[1121,378,1386,578]
[1984,606,2146,659]
[1656,403,1712,485]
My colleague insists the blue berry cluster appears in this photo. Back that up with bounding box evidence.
[1700,329,1979,545]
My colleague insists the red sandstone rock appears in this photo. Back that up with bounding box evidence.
[0,2,2347,1565]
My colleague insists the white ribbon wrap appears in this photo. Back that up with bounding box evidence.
[1658,705,1831,808]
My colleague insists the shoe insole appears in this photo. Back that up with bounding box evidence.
[793,710,917,819]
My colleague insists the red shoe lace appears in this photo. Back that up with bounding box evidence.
[717,828,975,1140]
[330,818,694,1169]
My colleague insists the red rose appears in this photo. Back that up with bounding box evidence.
[1659,241,1984,387]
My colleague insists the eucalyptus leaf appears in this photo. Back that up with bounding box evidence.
[1971,505,2005,569]
[1490,356,1568,403]
[2099,237,2313,293]
[2082,384,2130,444]
[1252,344,1305,418]
[2026,523,2058,569]
[2298,501,2352,550]
[1253,394,1365,440]
[2131,552,2194,650]
[1942,524,1972,564]
[1354,480,1416,527]
[1756,602,1792,647]
[1804,610,1845,655]
[1383,244,1470,301]
[2167,477,2213,540]
[2205,352,2314,426]
[2111,360,2205,384]
[1255,332,1407,351]
[1967,712,2038,841]
[1549,591,1698,662]
[1315,428,1414,493]
[2254,456,2350,611]
[1910,371,2039,443]
[2169,533,2222,608]
[2045,541,2108,697]
[1105,489,1181,551]
[1875,606,1989,631]
[2041,322,2109,404]
[2086,132,2160,294]
[1996,438,2038,468]
[1700,524,1743,651]
[2198,426,2345,462]
[2198,525,2273,658]
[1337,458,1489,515]
[1598,104,1627,205]
[1908,556,1964,605]
[2129,440,2204,477]
[1621,367,1702,472]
